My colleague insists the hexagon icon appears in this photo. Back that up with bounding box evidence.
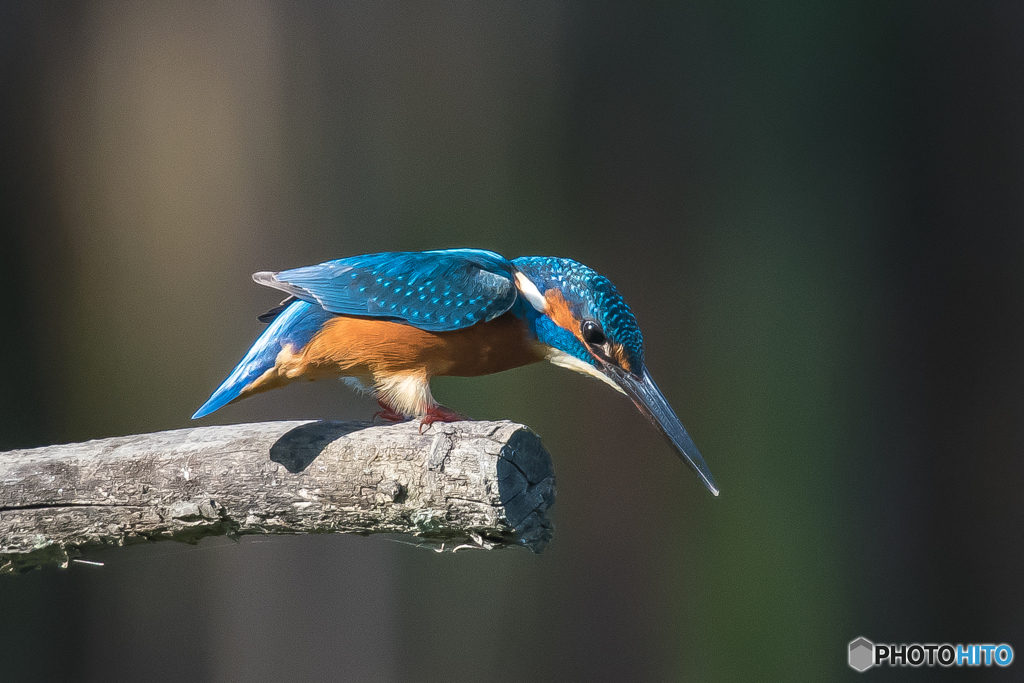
[849,637,874,672]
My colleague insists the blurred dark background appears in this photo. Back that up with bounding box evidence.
[2,1,1023,681]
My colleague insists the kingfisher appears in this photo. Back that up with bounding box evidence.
[192,249,718,495]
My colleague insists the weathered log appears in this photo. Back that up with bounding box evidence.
[0,420,556,574]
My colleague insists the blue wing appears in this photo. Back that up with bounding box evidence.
[252,249,518,332]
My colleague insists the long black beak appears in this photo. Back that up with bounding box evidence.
[609,366,719,496]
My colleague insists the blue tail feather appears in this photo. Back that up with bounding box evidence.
[192,300,332,419]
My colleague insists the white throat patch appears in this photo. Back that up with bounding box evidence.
[542,347,625,395]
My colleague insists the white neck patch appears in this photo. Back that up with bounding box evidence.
[514,271,547,313]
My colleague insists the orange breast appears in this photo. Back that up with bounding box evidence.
[299,311,544,378]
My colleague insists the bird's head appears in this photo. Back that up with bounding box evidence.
[511,257,718,496]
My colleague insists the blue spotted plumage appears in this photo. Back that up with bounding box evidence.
[253,249,517,332]
[194,249,718,495]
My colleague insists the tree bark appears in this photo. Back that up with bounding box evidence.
[0,420,556,573]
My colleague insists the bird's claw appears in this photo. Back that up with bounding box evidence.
[374,400,408,423]
[418,405,466,434]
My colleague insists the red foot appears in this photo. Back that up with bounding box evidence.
[374,399,408,423]
[419,404,467,434]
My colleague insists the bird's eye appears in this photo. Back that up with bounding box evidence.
[582,321,606,346]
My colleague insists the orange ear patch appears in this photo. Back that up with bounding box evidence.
[544,289,581,337]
